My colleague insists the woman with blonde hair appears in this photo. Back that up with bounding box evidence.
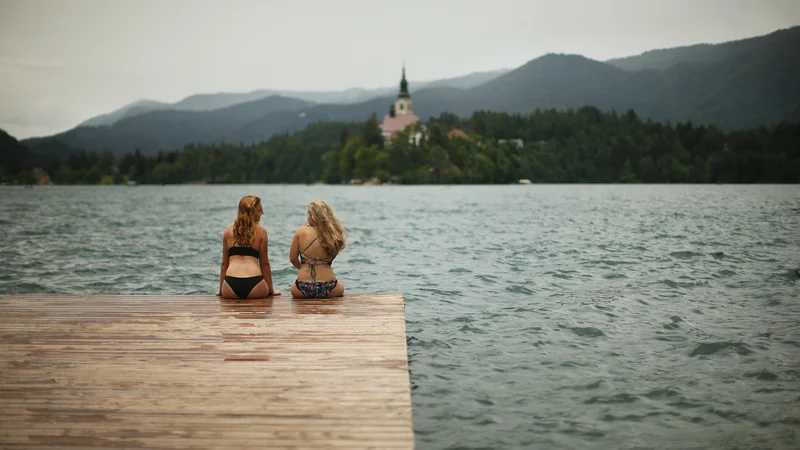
[289,200,346,298]
[217,195,281,299]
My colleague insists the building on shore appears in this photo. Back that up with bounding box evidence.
[498,138,524,148]
[380,66,424,144]
[447,129,470,141]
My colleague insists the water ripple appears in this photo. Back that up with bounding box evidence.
[2,184,800,450]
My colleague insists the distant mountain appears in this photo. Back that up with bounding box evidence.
[80,91,323,129]
[27,96,314,154]
[462,54,629,113]
[76,69,511,128]
[606,26,800,71]
[419,32,799,130]
[658,29,800,129]
[416,68,511,89]
[80,99,169,127]
[24,26,800,156]
[0,128,30,175]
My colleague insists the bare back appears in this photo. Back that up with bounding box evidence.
[292,225,337,282]
[224,224,266,278]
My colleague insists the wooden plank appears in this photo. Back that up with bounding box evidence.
[0,293,414,449]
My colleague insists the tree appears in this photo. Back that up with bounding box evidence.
[617,159,637,183]
[9,107,798,185]
[639,156,658,182]
[337,137,364,182]
[363,113,384,149]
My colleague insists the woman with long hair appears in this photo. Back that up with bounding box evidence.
[289,200,346,299]
[217,195,281,299]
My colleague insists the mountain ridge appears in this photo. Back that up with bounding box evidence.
[76,68,511,128]
[21,25,800,155]
[606,25,800,71]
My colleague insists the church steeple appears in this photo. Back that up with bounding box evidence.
[391,62,413,117]
[380,61,423,141]
[398,64,410,98]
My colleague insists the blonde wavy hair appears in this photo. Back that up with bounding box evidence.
[233,195,261,246]
[307,200,346,254]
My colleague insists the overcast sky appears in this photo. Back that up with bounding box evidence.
[1,0,799,139]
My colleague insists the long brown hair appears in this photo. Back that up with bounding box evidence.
[233,195,261,246]
[307,200,346,254]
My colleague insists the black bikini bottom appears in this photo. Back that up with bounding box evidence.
[225,275,264,299]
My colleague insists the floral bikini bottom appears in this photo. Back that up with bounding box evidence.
[294,279,338,299]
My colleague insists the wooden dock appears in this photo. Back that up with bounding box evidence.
[0,293,414,449]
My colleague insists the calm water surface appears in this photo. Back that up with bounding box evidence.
[2,184,799,449]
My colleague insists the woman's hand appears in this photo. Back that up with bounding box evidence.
[216,290,221,296]
[270,290,282,296]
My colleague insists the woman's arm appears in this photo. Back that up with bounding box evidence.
[259,227,277,295]
[289,228,302,269]
[217,232,229,296]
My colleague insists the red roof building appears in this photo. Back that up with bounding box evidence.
[447,129,470,140]
[381,113,421,136]
[380,65,422,141]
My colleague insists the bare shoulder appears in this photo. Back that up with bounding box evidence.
[258,225,268,238]
[223,224,234,238]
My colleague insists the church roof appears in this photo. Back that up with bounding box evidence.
[380,113,420,133]
[398,65,410,98]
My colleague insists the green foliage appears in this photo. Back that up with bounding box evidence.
[617,159,637,183]
[0,129,30,181]
[2,108,799,185]
[363,113,384,149]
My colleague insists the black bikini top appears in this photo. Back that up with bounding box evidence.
[229,246,259,259]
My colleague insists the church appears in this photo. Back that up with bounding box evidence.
[379,66,423,143]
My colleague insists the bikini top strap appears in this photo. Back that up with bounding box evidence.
[302,236,318,253]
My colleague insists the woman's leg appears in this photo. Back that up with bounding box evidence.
[291,280,306,299]
[328,280,344,298]
[247,279,269,299]
[221,280,238,299]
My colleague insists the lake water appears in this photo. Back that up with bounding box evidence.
[2,184,799,449]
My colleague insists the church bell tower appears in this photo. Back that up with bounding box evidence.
[394,65,413,116]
